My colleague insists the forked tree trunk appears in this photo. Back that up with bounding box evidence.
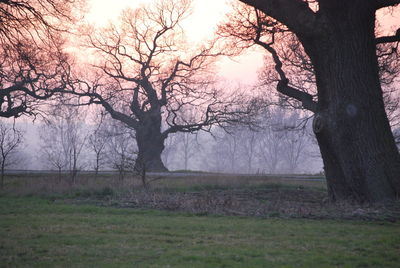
[135,119,168,172]
[302,3,400,202]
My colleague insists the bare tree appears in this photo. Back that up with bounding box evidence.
[280,112,308,173]
[225,126,259,173]
[87,113,108,178]
[255,108,285,174]
[0,0,82,118]
[207,128,241,173]
[174,106,202,170]
[40,127,67,180]
[224,133,240,173]
[219,0,400,202]
[203,125,260,174]
[88,132,107,178]
[242,130,258,173]
[102,119,137,181]
[176,132,201,171]
[63,0,255,171]
[40,104,88,183]
[0,121,23,188]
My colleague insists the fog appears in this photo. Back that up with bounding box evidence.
[1,106,323,175]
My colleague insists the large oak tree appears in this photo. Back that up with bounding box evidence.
[231,0,400,202]
[67,0,253,171]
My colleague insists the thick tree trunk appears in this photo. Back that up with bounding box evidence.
[135,117,168,172]
[303,3,400,202]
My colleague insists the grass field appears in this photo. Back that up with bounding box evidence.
[1,173,400,267]
[1,196,400,267]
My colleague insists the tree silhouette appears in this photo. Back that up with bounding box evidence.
[65,0,255,171]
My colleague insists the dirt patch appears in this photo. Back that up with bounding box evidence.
[61,188,400,221]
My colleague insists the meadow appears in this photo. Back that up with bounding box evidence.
[1,172,399,267]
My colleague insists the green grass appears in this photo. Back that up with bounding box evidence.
[152,175,326,192]
[1,197,399,267]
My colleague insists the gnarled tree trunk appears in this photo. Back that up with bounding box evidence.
[236,0,400,202]
[134,113,168,172]
[303,3,400,202]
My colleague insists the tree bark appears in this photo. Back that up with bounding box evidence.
[300,2,400,202]
[134,113,168,172]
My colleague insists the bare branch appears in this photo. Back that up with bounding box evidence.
[239,0,317,36]
[0,0,80,117]
[376,29,400,44]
